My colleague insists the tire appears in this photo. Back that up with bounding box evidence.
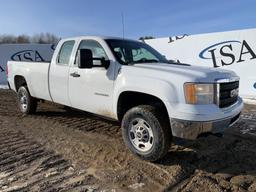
[17,86,37,114]
[121,105,171,162]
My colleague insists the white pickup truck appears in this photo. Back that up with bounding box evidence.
[7,36,243,161]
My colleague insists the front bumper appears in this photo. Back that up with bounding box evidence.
[170,107,242,140]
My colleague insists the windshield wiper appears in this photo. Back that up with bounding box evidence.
[128,59,160,65]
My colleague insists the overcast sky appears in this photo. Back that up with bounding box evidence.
[0,0,255,39]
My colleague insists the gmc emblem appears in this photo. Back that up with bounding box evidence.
[230,88,239,98]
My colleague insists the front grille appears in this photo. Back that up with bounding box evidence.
[219,81,239,108]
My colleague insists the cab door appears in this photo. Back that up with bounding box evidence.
[68,39,115,118]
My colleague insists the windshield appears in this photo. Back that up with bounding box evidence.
[105,39,169,65]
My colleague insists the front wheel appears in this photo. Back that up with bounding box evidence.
[17,86,37,114]
[121,105,171,162]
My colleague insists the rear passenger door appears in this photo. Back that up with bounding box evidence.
[49,40,75,105]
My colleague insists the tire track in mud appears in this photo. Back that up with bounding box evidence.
[0,127,100,191]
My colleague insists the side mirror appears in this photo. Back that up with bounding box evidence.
[78,49,93,69]
[78,48,110,69]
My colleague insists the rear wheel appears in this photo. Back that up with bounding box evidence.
[121,105,171,162]
[17,86,37,114]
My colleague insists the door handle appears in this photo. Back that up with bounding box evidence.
[70,72,80,78]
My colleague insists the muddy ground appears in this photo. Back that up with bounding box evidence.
[0,89,256,192]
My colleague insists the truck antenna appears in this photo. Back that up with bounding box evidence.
[122,13,125,39]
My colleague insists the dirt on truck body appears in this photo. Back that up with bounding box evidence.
[0,89,256,192]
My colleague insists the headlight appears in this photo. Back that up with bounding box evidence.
[184,83,214,104]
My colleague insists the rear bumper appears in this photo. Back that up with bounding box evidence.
[170,108,242,140]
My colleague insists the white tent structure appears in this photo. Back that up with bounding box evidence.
[145,28,256,101]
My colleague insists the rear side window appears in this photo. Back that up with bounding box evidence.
[57,40,75,65]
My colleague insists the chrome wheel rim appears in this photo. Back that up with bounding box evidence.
[129,118,154,152]
[18,90,28,112]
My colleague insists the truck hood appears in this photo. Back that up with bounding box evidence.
[122,63,238,83]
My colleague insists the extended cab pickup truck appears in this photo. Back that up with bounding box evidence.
[7,36,243,161]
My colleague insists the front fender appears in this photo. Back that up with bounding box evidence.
[113,75,179,118]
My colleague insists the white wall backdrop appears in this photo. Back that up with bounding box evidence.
[0,44,54,85]
[145,28,256,99]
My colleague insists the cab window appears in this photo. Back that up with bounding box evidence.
[57,40,75,65]
[75,40,108,66]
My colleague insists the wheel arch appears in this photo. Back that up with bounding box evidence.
[116,91,170,122]
[14,75,27,92]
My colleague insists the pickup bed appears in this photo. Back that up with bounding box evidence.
[7,36,243,161]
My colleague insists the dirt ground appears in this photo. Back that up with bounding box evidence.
[0,89,256,192]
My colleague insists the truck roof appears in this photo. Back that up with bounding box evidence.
[61,36,139,42]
